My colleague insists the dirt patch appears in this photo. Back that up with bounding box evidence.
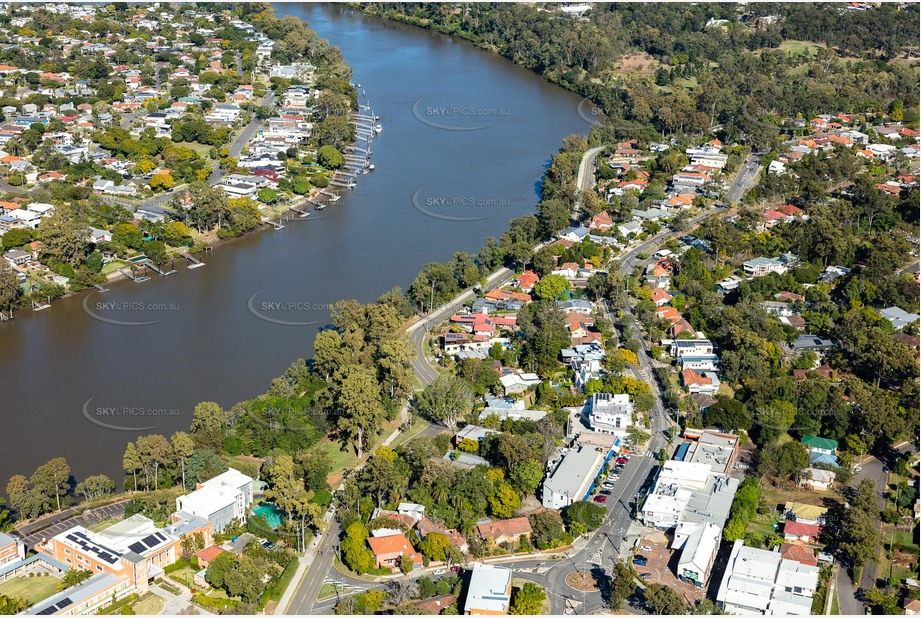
[615,53,661,76]
[565,570,600,592]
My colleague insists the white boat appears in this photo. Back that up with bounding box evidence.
[368,164,375,171]
[374,124,382,134]
[299,211,311,218]
[315,204,326,210]
[329,194,341,202]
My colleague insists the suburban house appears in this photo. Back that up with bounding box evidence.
[498,372,541,395]
[173,468,254,533]
[782,521,822,543]
[878,306,921,330]
[800,436,839,466]
[716,539,820,615]
[743,256,787,277]
[779,543,818,567]
[366,533,423,573]
[475,518,532,547]
[681,368,720,395]
[194,545,226,570]
[784,503,828,526]
[801,468,836,491]
[464,563,512,615]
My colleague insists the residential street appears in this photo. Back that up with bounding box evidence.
[282,151,761,615]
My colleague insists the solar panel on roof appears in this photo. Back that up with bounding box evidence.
[37,607,57,615]
[129,542,146,554]
[142,534,160,547]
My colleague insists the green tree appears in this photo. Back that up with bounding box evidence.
[510,582,546,615]
[122,442,141,492]
[170,431,195,490]
[331,365,386,458]
[0,260,21,312]
[607,562,635,610]
[563,501,607,531]
[58,569,92,590]
[488,482,521,519]
[509,459,543,494]
[317,145,344,169]
[414,375,473,432]
[643,583,688,615]
[419,532,451,562]
[31,457,70,512]
[533,273,571,301]
[257,187,278,203]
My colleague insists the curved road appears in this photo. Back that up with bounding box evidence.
[283,152,761,615]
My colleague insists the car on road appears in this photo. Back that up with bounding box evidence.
[593,495,608,504]
[641,545,652,552]
[433,569,446,576]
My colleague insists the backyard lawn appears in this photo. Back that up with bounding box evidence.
[131,594,164,615]
[0,575,60,605]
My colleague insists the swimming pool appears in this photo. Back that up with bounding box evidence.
[251,503,284,529]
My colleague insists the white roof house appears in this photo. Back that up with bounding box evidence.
[174,468,253,532]
[498,372,540,395]
[588,392,633,436]
[465,563,512,614]
[716,539,819,615]
[878,306,920,330]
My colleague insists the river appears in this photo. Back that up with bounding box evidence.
[0,3,588,489]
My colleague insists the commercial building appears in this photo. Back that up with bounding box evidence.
[464,563,512,615]
[642,460,738,530]
[676,429,740,475]
[716,539,820,615]
[587,392,633,436]
[0,532,24,565]
[541,445,608,509]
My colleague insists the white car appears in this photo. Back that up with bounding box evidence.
[640,545,652,552]
[433,569,446,576]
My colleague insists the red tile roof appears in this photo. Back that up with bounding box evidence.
[783,521,821,538]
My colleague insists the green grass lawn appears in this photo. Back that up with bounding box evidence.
[0,575,61,605]
[777,40,825,56]
[892,529,919,552]
[831,591,840,615]
[746,521,778,537]
[131,594,164,615]
[101,259,130,276]
[168,565,198,589]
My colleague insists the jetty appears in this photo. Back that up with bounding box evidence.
[142,259,176,277]
[93,283,110,293]
[180,252,205,269]
[120,268,150,283]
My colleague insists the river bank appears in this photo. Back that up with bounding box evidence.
[0,2,589,490]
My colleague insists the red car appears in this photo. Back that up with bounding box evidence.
[616,457,628,465]
[593,495,608,503]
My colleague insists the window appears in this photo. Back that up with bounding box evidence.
[64,548,71,555]
[96,565,103,571]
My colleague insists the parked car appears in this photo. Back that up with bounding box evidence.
[433,569,446,576]
[616,457,628,465]
[593,495,608,504]
[641,572,652,579]
[641,545,652,552]
[632,558,648,566]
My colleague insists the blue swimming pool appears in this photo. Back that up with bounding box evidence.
[251,503,284,529]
